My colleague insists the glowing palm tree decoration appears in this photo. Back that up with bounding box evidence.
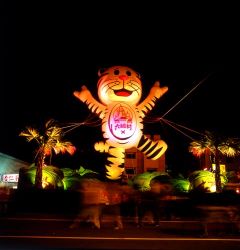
[131,171,170,191]
[20,119,76,188]
[20,164,65,189]
[189,131,240,192]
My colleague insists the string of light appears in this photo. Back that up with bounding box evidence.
[160,73,212,119]
[145,73,213,140]
[60,114,101,134]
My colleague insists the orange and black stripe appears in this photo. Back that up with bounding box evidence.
[137,135,167,160]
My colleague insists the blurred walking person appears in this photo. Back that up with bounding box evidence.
[70,179,108,229]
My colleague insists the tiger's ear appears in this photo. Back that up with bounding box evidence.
[98,68,107,77]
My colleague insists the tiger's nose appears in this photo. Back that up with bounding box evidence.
[119,75,128,81]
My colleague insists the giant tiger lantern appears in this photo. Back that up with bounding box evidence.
[74,66,168,180]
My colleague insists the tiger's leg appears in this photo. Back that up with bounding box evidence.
[137,135,167,160]
[106,147,125,180]
[94,142,125,180]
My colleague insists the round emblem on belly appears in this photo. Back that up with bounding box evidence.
[108,103,137,143]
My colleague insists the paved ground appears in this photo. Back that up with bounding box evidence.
[1,212,240,250]
[0,212,240,238]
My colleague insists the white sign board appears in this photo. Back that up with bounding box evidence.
[2,174,19,183]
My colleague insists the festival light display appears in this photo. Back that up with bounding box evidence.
[74,66,168,180]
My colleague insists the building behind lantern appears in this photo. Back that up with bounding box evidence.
[124,135,166,178]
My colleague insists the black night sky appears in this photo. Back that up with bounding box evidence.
[2,1,240,176]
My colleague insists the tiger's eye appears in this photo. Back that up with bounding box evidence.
[114,69,120,75]
[126,70,131,76]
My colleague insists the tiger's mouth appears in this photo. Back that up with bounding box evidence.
[114,89,132,97]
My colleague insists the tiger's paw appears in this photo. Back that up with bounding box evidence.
[94,141,109,152]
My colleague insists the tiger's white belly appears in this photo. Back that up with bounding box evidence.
[102,102,143,149]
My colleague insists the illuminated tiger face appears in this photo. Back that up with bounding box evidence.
[97,66,142,105]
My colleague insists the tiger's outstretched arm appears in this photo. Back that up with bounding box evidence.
[74,85,107,119]
[137,81,168,118]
